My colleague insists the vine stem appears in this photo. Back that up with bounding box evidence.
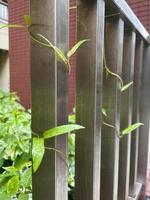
[29,29,71,73]
[45,146,69,170]
[32,132,39,137]
[103,121,121,138]
[103,47,124,88]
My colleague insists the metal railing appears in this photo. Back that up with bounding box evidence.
[30,0,150,199]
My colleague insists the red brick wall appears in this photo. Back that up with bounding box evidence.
[8,0,77,112]
[8,0,150,111]
[9,0,31,108]
[127,0,150,32]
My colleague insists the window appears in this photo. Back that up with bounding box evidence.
[0,0,8,22]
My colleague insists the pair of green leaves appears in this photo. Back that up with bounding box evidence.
[34,33,89,72]
[32,124,84,172]
[1,15,89,73]
[21,15,90,73]
[102,108,143,137]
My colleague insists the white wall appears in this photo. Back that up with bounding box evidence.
[0,27,8,50]
[0,51,9,92]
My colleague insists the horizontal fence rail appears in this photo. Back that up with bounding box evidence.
[30,0,150,199]
[105,0,150,43]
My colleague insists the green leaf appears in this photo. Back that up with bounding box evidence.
[37,34,69,67]
[0,193,10,200]
[24,15,32,26]
[122,123,144,135]
[32,137,45,173]
[68,114,76,124]
[0,171,17,182]
[20,167,32,188]
[18,193,29,200]
[3,166,18,172]
[14,152,31,169]
[67,39,89,58]
[121,82,133,92]
[101,108,107,117]
[6,175,19,196]
[42,124,85,139]
[0,24,24,29]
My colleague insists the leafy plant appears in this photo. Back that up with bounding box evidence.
[102,109,143,138]
[0,91,84,199]
[68,112,76,200]
[0,16,87,199]
[32,124,84,173]
[0,13,142,200]
[0,91,32,199]
[102,44,143,137]
[0,15,89,74]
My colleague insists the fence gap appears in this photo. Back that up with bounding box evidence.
[30,0,69,199]
[75,0,105,199]
[129,39,144,197]
[118,31,136,200]
[100,17,124,200]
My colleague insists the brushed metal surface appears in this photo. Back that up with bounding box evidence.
[100,17,124,200]
[138,45,150,184]
[75,0,105,199]
[30,0,69,199]
[118,31,136,200]
[129,39,144,197]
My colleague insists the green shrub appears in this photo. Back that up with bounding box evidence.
[0,91,32,199]
[0,91,76,200]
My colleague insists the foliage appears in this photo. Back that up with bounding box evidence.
[32,138,45,173]
[42,124,83,139]
[0,14,143,200]
[67,108,143,199]
[121,123,143,136]
[1,15,89,74]
[102,110,143,138]
[103,45,143,137]
[0,91,83,199]
[0,16,87,199]
[103,47,133,92]
[0,91,32,199]
[68,113,76,200]
[32,124,84,173]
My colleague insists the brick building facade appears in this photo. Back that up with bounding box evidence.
[9,0,30,108]
[8,0,150,111]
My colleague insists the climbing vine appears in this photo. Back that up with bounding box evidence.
[0,15,144,200]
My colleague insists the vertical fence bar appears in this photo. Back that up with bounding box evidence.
[75,0,105,199]
[118,31,136,200]
[101,17,124,200]
[138,44,150,185]
[30,0,68,199]
[129,39,144,197]
[56,1,69,199]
